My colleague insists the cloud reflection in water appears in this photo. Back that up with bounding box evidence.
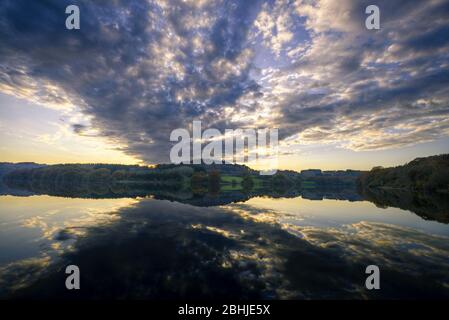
[1,196,448,299]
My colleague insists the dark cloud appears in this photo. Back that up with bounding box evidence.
[268,0,449,149]
[71,123,87,135]
[0,0,448,162]
[0,0,263,162]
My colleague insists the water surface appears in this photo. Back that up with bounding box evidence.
[1,189,448,299]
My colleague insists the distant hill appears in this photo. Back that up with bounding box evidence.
[357,154,449,193]
[155,162,258,176]
[0,161,364,189]
[0,162,47,196]
[0,162,45,177]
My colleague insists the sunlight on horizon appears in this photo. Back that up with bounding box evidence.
[1,93,447,170]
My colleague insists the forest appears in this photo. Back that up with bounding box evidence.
[357,154,449,193]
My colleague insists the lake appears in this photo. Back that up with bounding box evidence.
[1,188,449,299]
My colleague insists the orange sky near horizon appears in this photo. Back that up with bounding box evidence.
[1,93,447,171]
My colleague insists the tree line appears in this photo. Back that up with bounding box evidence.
[357,154,449,193]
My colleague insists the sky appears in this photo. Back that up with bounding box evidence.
[0,0,448,171]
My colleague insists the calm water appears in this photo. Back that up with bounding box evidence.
[1,190,449,299]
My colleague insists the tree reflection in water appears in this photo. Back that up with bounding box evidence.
[1,195,448,300]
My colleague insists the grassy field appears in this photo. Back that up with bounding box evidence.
[301,180,317,188]
[220,174,265,191]
[221,175,243,184]
[220,175,243,191]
